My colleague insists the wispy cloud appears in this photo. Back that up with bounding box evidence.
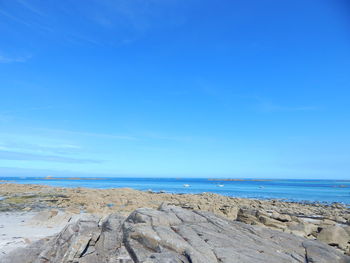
[141,132,192,142]
[0,54,31,63]
[1,0,188,48]
[40,128,137,140]
[0,5,52,32]
[0,105,61,125]
[0,149,102,163]
[88,0,187,30]
[16,0,46,17]
[259,102,319,112]
[240,95,319,113]
[1,105,58,114]
[192,81,319,114]
[0,166,121,177]
[0,113,12,122]
[0,141,81,155]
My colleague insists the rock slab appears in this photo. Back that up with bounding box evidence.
[2,205,350,263]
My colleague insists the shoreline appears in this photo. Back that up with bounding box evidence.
[0,182,349,214]
[1,179,349,206]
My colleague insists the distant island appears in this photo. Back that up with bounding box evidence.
[44,176,105,180]
[208,178,272,182]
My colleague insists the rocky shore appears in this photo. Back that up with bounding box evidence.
[2,204,350,263]
[0,183,350,261]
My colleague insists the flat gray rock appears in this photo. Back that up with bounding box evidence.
[2,205,349,263]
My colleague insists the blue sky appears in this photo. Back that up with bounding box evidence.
[0,0,349,178]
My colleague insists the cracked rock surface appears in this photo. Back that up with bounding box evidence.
[2,205,349,263]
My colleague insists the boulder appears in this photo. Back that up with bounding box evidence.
[271,211,292,222]
[303,240,350,263]
[258,215,287,230]
[343,214,350,224]
[320,219,337,226]
[38,214,103,263]
[286,222,318,237]
[219,205,239,220]
[290,215,302,223]
[344,226,350,236]
[236,208,261,225]
[330,215,348,224]
[317,225,350,250]
[2,205,349,263]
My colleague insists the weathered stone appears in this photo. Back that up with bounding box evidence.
[320,219,337,226]
[317,225,350,250]
[290,215,302,223]
[258,215,287,230]
[219,205,239,220]
[286,222,318,237]
[2,205,349,263]
[344,226,350,236]
[236,208,260,225]
[271,211,292,222]
[330,215,348,224]
[343,214,350,224]
[302,240,349,263]
[39,214,102,263]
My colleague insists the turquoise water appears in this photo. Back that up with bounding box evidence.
[1,177,350,204]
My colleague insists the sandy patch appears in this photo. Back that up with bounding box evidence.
[0,211,69,258]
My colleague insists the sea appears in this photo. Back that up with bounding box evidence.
[1,177,350,205]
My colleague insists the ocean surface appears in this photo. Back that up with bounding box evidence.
[1,177,350,204]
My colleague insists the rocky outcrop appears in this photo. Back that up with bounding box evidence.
[236,207,350,253]
[3,205,349,263]
[2,213,131,263]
